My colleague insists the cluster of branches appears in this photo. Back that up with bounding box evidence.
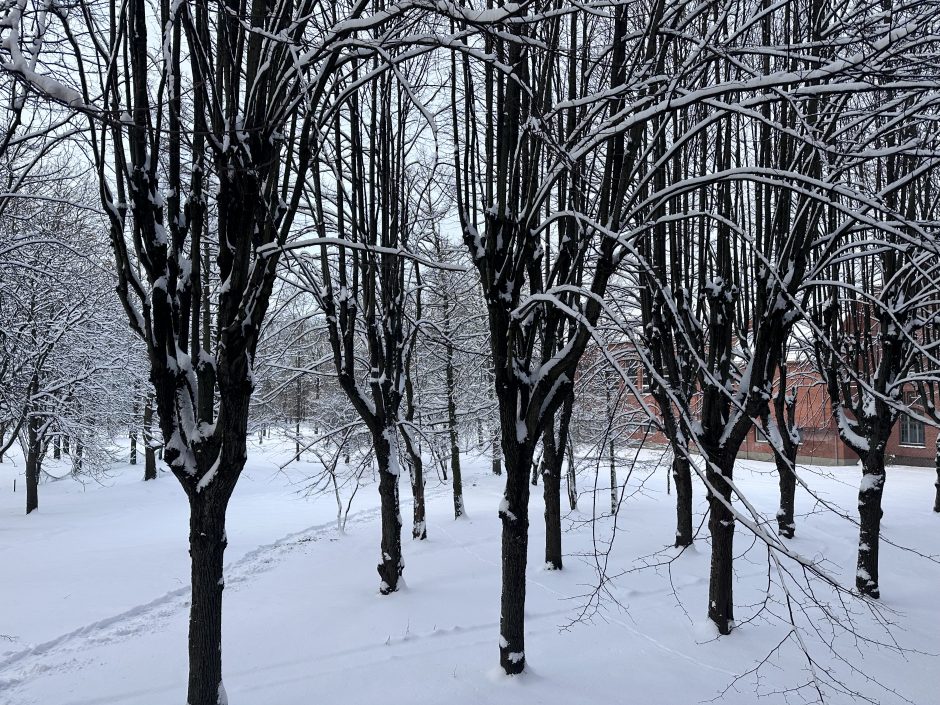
[0,153,145,511]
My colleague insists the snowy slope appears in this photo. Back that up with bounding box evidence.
[2,439,938,705]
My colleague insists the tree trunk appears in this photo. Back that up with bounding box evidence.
[130,391,139,465]
[448,395,463,519]
[295,419,301,461]
[672,450,693,547]
[934,434,940,513]
[444,290,464,518]
[566,436,577,511]
[776,453,797,539]
[187,494,229,705]
[143,396,157,481]
[401,429,427,541]
[609,437,617,515]
[606,376,617,514]
[772,374,800,539]
[499,441,533,675]
[491,425,502,475]
[411,454,427,540]
[856,451,885,598]
[375,428,404,594]
[25,421,41,515]
[706,452,735,634]
[542,450,562,570]
[53,434,61,460]
[73,440,83,475]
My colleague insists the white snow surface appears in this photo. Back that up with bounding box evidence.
[1,438,939,705]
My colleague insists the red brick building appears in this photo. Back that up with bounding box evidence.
[625,363,938,467]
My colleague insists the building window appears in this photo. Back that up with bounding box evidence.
[754,427,768,444]
[899,413,925,447]
[626,362,639,388]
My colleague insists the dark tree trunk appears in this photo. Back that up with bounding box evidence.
[401,429,427,541]
[449,405,463,518]
[143,396,157,481]
[53,434,61,460]
[130,392,139,465]
[186,493,228,705]
[672,451,693,547]
[934,435,940,513]
[542,394,572,569]
[706,452,735,634]
[491,426,502,476]
[499,441,533,675]
[25,423,41,515]
[776,453,797,539]
[375,428,403,594]
[26,454,39,514]
[565,438,577,511]
[444,289,464,518]
[411,454,427,540]
[771,368,800,538]
[295,419,301,461]
[542,452,562,570]
[609,437,617,515]
[856,451,885,598]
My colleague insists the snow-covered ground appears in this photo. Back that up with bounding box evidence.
[1,436,938,705]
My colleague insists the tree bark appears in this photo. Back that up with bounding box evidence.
[542,394,573,569]
[491,425,502,476]
[934,434,940,513]
[672,451,693,547]
[776,454,797,539]
[444,287,464,518]
[25,418,41,515]
[609,437,617,515]
[566,435,577,511]
[499,441,532,675]
[856,451,885,598]
[143,396,157,481]
[401,428,427,540]
[411,454,427,540]
[448,396,463,519]
[706,452,735,634]
[772,370,800,538]
[186,493,228,705]
[130,390,139,465]
[542,451,562,570]
[375,428,403,594]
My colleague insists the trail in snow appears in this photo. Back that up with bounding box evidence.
[0,507,380,699]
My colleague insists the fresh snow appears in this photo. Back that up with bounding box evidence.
[2,438,939,705]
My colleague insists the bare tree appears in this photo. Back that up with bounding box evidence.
[0,0,442,700]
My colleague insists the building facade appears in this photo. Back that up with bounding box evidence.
[625,364,938,467]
